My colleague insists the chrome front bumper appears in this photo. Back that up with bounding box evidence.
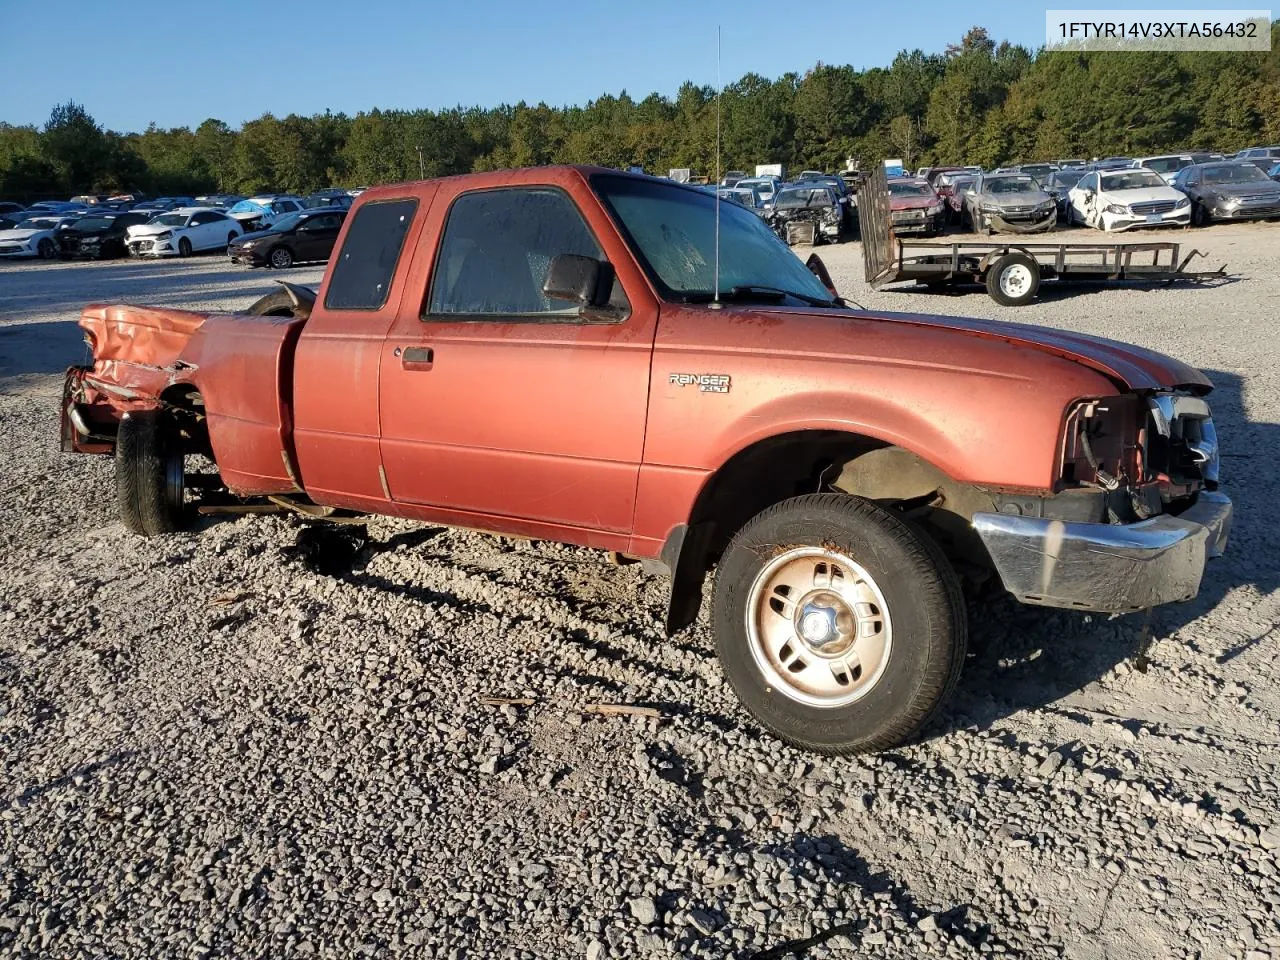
[972,491,1232,613]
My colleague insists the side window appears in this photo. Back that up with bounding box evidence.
[426,187,625,320]
[307,214,341,231]
[324,198,418,311]
[190,212,211,225]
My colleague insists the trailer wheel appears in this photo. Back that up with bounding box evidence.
[116,410,189,536]
[985,253,1040,306]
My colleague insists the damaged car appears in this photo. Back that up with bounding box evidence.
[767,183,848,244]
[887,178,946,235]
[962,173,1057,234]
[1066,168,1191,232]
[1169,161,1280,224]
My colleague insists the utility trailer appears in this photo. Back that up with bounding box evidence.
[859,165,1227,306]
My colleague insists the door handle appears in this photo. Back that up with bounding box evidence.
[400,346,434,370]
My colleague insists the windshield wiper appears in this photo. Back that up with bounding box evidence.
[681,285,837,308]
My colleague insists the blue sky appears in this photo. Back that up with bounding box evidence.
[3,0,1255,132]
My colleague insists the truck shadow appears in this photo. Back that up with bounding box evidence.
[939,368,1278,736]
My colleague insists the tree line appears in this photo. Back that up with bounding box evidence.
[2,25,1278,202]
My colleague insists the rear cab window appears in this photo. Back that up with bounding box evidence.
[324,198,419,311]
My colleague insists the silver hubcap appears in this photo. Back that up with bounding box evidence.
[745,547,892,708]
[272,250,289,267]
[999,263,1033,298]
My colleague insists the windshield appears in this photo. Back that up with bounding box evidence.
[270,212,305,232]
[888,181,934,198]
[592,175,835,304]
[986,176,1038,194]
[1144,157,1190,174]
[229,200,268,216]
[1202,164,1268,184]
[154,213,188,226]
[1102,171,1168,191]
[775,187,832,207]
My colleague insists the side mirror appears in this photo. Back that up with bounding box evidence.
[543,253,613,308]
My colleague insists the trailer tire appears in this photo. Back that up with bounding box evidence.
[116,410,189,536]
[985,252,1040,306]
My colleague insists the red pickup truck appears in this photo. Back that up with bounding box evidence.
[61,166,1231,754]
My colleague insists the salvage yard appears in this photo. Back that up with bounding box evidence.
[2,222,1279,960]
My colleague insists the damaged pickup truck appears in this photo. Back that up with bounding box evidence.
[63,166,1231,755]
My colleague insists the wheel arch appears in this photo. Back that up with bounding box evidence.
[662,427,992,635]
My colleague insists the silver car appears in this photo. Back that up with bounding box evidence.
[963,173,1057,234]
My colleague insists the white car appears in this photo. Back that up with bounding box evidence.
[125,207,243,257]
[0,215,79,259]
[1067,168,1192,232]
[1131,154,1195,184]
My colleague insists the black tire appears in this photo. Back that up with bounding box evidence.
[37,238,56,259]
[243,289,301,317]
[269,246,293,269]
[985,252,1041,306]
[1191,202,1209,227]
[178,237,193,257]
[711,494,966,755]
[116,411,188,536]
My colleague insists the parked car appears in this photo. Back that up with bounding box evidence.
[795,169,826,181]
[62,165,1231,755]
[1089,157,1134,172]
[0,215,78,259]
[1044,168,1088,219]
[1012,163,1058,182]
[1267,161,1280,182]
[131,197,195,217]
[919,166,966,186]
[0,202,25,218]
[195,194,246,210]
[1066,168,1191,231]
[718,186,767,215]
[303,190,353,210]
[963,173,1056,234]
[228,207,348,268]
[1131,155,1195,183]
[719,171,748,188]
[1056,158,1086,168]
[887,177,945,235]
[58,211,153,259]
[1233,145,1280,161]
[125,207,243,257]
[942,174,976,223]
[226,195,305,232]
[1170,161,1280,224]
[768,183,850,242]
[734,176,779,206]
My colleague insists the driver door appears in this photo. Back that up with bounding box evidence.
[377,177,659,541]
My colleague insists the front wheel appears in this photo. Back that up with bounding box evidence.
[116,410,189,536]
[178,237,192,257]
[711,494,966,755]
[269,246,293,269]
[38,238,57,259]
[1191,202,1209,227]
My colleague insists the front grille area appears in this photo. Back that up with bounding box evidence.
[1131,200,1177,215]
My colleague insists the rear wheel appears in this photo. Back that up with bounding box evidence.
[269,246,293,269]
[178,237,192,257]
[711,494,966,754]
[116,410,189,536]
[985,252,1040,306]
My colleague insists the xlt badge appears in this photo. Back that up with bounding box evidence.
[670,373,731,394]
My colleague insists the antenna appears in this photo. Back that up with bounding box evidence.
[711,25,722,310]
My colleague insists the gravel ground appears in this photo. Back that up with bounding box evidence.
[1,227,1278,960]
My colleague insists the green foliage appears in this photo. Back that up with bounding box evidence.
[3,25,1279,201]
